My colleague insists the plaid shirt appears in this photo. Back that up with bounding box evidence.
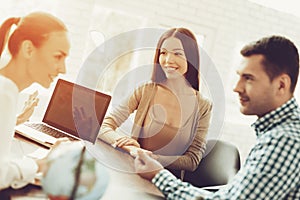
[152,97,300,200]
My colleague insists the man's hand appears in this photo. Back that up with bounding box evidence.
[134,150,164,181]
[17,91,39,125]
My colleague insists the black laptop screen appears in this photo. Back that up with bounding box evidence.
[42,79,111,143]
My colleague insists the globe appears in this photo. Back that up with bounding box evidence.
[41,142,109,200]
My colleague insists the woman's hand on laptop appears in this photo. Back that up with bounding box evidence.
[16,91,39,125]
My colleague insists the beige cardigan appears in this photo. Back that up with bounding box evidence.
[99,82,212,171]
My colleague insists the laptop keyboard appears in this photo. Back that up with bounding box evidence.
[25,123,77,141]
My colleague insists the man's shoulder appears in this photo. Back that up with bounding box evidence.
[262,121,300,142]
[262,98,300,141]
[277,121,300,139]
[254,126,300,160]
[277,110,300,136]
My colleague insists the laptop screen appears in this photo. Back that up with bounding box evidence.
[42,79,111,143]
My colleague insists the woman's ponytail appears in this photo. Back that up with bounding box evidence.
[0,17,20,57]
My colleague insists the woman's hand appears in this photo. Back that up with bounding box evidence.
[114,136,140,148]
[36,138,71,173]
[17,91,39,125]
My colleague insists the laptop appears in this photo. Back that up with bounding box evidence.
[15,79,111,149]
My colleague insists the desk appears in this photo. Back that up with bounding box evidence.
[3,137,164,200]
[87,139,164,199]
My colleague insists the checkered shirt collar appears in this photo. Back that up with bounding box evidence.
[252,97,299,136]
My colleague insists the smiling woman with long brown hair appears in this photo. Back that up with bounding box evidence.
[99,28,212,179]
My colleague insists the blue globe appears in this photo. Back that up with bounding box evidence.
[41,142,109,199]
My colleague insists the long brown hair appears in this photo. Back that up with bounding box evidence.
[151,28,200,90]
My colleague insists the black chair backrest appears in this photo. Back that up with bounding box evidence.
[184,139,241,188]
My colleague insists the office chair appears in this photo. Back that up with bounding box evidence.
[184,139,241,190]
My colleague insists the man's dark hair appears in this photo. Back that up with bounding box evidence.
[241,35,299,93]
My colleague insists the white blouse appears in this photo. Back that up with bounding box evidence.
[0,76,38,189]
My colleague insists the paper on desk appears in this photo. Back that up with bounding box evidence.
[27,148,49,159]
